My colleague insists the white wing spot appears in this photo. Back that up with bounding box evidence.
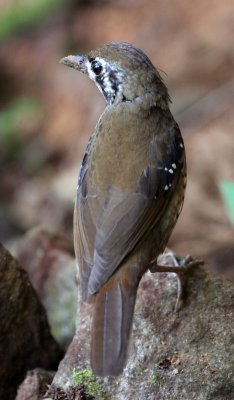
[164,185,169,191]
[172,163,176,169]
[169,169,174,174]
[180,142,184,148]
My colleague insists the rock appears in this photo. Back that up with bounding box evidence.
[11,227,77,347]
[15,369,54,400]
[0,242,62,400]
[53,264,234,400]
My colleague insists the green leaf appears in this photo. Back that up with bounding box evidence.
[219,180,234,226]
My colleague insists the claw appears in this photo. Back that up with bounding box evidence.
[150,250,204,311]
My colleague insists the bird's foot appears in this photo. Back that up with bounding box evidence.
[149,249,204,312]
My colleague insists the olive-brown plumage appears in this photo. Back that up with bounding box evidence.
[61,42,186,377]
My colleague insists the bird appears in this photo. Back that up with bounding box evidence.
[60,42,187,377]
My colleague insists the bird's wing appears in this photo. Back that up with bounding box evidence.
[74,125,185,296]
[74,148,98,301]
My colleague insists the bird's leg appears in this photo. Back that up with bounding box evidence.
[149,249,204,311]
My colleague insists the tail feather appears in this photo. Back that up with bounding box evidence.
[91,281,137,377]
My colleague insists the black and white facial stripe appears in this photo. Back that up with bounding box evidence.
[86,57,124,105]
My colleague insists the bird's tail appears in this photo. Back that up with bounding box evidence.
[90,277,139,377]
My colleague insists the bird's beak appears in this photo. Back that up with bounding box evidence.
[59,55,86,73]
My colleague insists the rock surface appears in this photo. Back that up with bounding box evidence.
[11,227,77,347]
[53,265,234,400]
[15,369,55,400]
[0,242,62,400]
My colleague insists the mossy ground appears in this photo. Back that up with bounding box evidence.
[72,368,106,400]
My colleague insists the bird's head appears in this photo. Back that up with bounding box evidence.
[60,42,169,108]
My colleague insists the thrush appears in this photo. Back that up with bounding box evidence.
[60,42,188,377]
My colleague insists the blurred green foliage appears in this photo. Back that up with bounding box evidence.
[0,0,65,40]
[0,96,43,163]
[219,180,234,227]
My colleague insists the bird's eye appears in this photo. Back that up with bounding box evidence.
[91,60,103,75]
